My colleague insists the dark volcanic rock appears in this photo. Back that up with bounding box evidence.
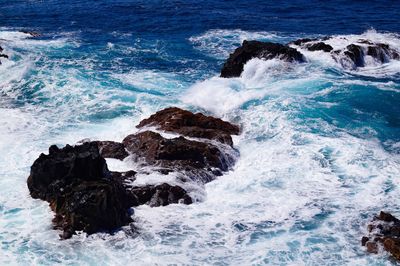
[137,107,240,146]
[362,211,400,261]
[290,38,315,46]
[28,107,239,238]
[340,43,399,68]
[123,131,234,181]
[27,142,132,238]
[220,40,304,78]
[306,42,333,52]
[94,140,129,160]
[129,183,192,207]
[344,44,365,67]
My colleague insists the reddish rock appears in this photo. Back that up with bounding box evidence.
[137,107,240,146]
[362,211,400,261]
[122,131,236,183]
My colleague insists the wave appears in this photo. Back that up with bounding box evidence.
[1,28,400,265]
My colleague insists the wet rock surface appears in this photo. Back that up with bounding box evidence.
[290,37,400,69]
[220,40,305,78]
[123,130,235,182]
[362,211,400,260]
[28,107,239,238]
[27,142,132,239]
[221,37,400,77]
[94,140,129,160]
[129,183,192,207]
[137,107,240,146]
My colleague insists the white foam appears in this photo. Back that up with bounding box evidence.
[189,29,284,58]
[1,28,400,265]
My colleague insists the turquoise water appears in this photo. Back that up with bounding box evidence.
[1,1,400,265]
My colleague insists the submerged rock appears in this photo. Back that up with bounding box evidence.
[28,107,239,238]
[362,211,400,261]
[137,107,240,146]
[220,40,305,78]
[21,30,41,38]
[0,46,8,65]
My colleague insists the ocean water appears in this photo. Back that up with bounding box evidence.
[1,1,400,265]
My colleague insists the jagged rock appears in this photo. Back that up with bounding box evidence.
[306,42,333,52]
[28,107,239,238]
[344,44,365,67]
[122,131,235,182]
[27,142,132,239]
[340,43,399,68]
[129,183,192,207]
[362,211,400,261]
[94,140,129,160]
[220,40,304,78]
[137,107,240,146]
[367,43,400,63]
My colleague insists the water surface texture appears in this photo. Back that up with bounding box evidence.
[1,1,400,265]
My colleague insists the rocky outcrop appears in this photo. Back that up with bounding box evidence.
[290,37,400,69]
[137,107,240,146]
[220,37,400,77]
[27,143,132,239]
[220,40,305,78]
[28,107,239,238]
[362,211,400,261]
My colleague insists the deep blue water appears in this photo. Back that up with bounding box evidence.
[1,1,400,265]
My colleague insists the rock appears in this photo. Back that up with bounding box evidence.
[94,140,129,160]
[220,40,304,78]
[306,42,333,52]
[366,241,379,254]
[0,46,8,65]
[27,142,132,238]
[384,238,400,260]
[361,236,369,246]
[339,43,399,68]
[137,107,240,146]
[129,183,192,207]
[122,131,235,182]
[362,211,400,261]
[51,179,132,239]
[367,43,400,63]
[344,44,365,67]
[28,107,239,238]
[290,38,315,46]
